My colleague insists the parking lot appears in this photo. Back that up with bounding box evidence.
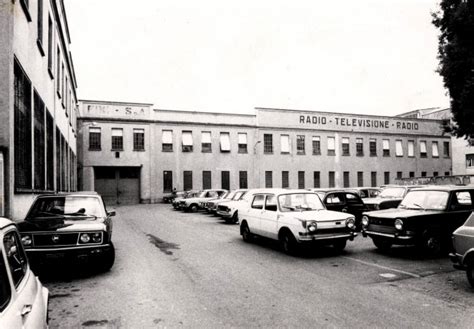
[41,203,474,328]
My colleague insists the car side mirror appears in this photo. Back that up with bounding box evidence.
[108,210,116,217]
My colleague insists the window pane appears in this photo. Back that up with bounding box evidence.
[238,133,247,144]
[327,137,335,150]
[202,131,211,143]
[395,140,403,156]
[182,131,193,146]
[220,133,230,151]
[432,142,439,157]
[420,141,427,153]
[111,128,123,137]
[281,135,290,153]
[162,130,173,143]
[408,141,414,156]
[382,139,389,149]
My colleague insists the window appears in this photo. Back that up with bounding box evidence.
[432,141,439,157]
[382,139,390,157]
[433,172,439,177]
[201,131,212,153]
[326,193,342,204]
[19,0,31,21]
[357,172,363,187]
[313,171,320,188]
[397,172,402,179]
[238,133,247,153]
[182,131,193,152]
[34,91,45,190]
[282,171,289,188]
[281,135,290,153]
[312,136,321,155]
[343,171,350,187]
[443,141,450,158]
[56,47,61,96]
[445,171,450,176]
[454,192,473,208]
[239,171,248,188]
[369,138,377,156]
[61,63,64,106]
[467,154,474,168]
[111,128,123,150]
[264,134,273,154]
[420,141,427,158]
[37,0,44,55]
[421,172,427,177]
[56,127,61,191]
[183,171,193,190]
[162,130,173,152]
[371,172,377,187]
[220,132,230,152]
[408,140,415,157]
[395,140,403,157]
[221,171,230,190]
[46,111,54,191]
[87,127,101,150]
[342,137,350,156]
[265,195,278,212]
[203,171,211,189]
[47,16,53,75]
[327,137,336,156]
[133,128,145,151]
[409,171,415,178]
[297,135,305,155]
[356,138,363,156]
[0,249,11,312]
[3,231,27,288]
[329,171,335,188]
[163,171,173,193]
[298,171,305,189]
[265,171,273,188]
[252,195,265,210]
[14,60,32,190]
[384,172,390,185]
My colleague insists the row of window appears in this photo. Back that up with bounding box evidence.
[20,0,77,130]
[161,130,248,153]
[14,59,76,192]
[89,127,145,151]
[161,170,449,192]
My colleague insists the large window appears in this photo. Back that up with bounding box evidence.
[221,171,230,190]
[356,138,363,156]
[343,171,350,188]
[395,140,403,157]
[203,171,212,189]
[201,131,212,153]
[312,136,321,155]
[265,171,273,188]
[342,137,350,156]
[183,171,193,190]
[46,111,54,191]
[239,171,248,188]
[382,139,390,157]
[162,130,173,152]
[397,172,403,179]
[220,132,230,152]
[37,0,43,53]
[56,47,61,96]
[384,172,390,185]
[371,172,377,187]
[281,135,290,153]
[111,128,123,150]
[369,138,377,156]
[264,134,273,154]
[163,171,173,192]
[297,171,305,189]
[420,141,427,158]
[408,140,415,157]
[34,91,45,190]
[238,133,247,153]
[182,131,193,152]
[329,171,335,188]
[297,135,305,155]
[327,137,336,156]
[89,127,101,150]
[313,171,320,188]
[133,128,145,151]
[47,15,53,74]
[282,171,289,188]
[432,141,439,158]
[14,60,32,190]
[443,141,450,158]
[357,171,363,187]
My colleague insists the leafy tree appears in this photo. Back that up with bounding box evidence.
[432,0,474,139]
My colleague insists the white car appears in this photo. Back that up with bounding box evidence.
[179,189,227,212]
[239,189,357,255]
[206,189,248,217]
[217,188,273,224]
[0,217,49,328]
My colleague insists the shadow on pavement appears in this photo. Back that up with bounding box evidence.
[30,261,109,283]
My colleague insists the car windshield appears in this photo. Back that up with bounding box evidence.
[27,196,104,219]
[234,191,246,200]
[278,193,325,212]
[225,192,235,200]
[399,190,449,210]
[379,187,406,198]
[185,192,200,198]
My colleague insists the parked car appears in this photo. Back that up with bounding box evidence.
[17,192,116,271]
[162,191,185,204]
[202,191,231,213]
[205,190,248,215]
[217,188,272,224]
[172,190,200,209]
[346,187,380,199]
[178,189,227,212]
[449,212,474,287]
[363,185,421,211]
[311,190,367,230]
[361,186,474,255]
[239,189,357,255]
[0,217,49,328]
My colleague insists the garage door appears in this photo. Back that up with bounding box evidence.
[94,167,140,206]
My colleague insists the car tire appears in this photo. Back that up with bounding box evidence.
[333,239,347,252]
[466,261,474,288]
[225,212,238,224]
[419,230,442,257]
[372,238,392,252]
[241,222,253,242]
[279,230,299,256]
[100,242,115,272]
[189,204,199,213]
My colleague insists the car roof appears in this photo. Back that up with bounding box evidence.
[0,217,15,230]
[37,191,100,198]
[407,185,474,192]
[254,188,314,195]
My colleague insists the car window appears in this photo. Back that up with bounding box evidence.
[359,190,367,198]
[3,231,28,288]
[208,191,218,198]
[456,192,472,206]
[345,193,361,204]
[27,196,105,218]
[265,195,278,212]
[252,195,265,209]
[217,191,226,197]
[369,189,380,197]
[0,250,12,312]
[326,194,342,204]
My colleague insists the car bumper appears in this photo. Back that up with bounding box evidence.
[449,252,466,271]
[362,230,415,243]
[26,244,112,263]
[217,211,230,218]
[298,231,357,242]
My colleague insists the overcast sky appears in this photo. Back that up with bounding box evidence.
[65,0,449,116]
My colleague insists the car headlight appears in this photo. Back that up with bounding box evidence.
[307,222,317,232]
[394,218,403,231]
[21,235,32,246]
[346,217,355,229]
[92,232,102,243]
[80,233,91,243]
[362,216,369,227]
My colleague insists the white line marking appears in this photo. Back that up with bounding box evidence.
[342,256,421,278]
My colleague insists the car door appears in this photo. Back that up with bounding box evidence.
[259,194,279,240]
[245,194,265,235]
[447,191,474,233]
[324,193,345,213]
[344,192,367,221]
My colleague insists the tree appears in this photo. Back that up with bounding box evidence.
[432,0,474,139]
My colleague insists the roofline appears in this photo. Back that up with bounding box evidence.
[79,99,154,106]
[153,108,256,117]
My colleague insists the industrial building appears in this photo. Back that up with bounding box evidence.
[78,100,452,205]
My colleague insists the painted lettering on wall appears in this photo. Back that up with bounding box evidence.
[299,115,419,131]
[87,105,146,116]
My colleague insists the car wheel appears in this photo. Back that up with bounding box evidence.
[420,231,442,256]
[466,261,474,288]
[372,238,392,252]
[100,242,115,272]
[232,212,239,224]
[279,231,299,256]
[189,204,199,213]
[333,239,347,252]
[241,222,253,242]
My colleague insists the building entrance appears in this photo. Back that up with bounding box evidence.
[94,167,140,205]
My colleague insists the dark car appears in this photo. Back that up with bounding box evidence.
[449,212,474,287]
[346,187,380,199]
[363,185,420,211]
[17,192,115,271]
[312,190,367,230]
[361,186,474,256]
